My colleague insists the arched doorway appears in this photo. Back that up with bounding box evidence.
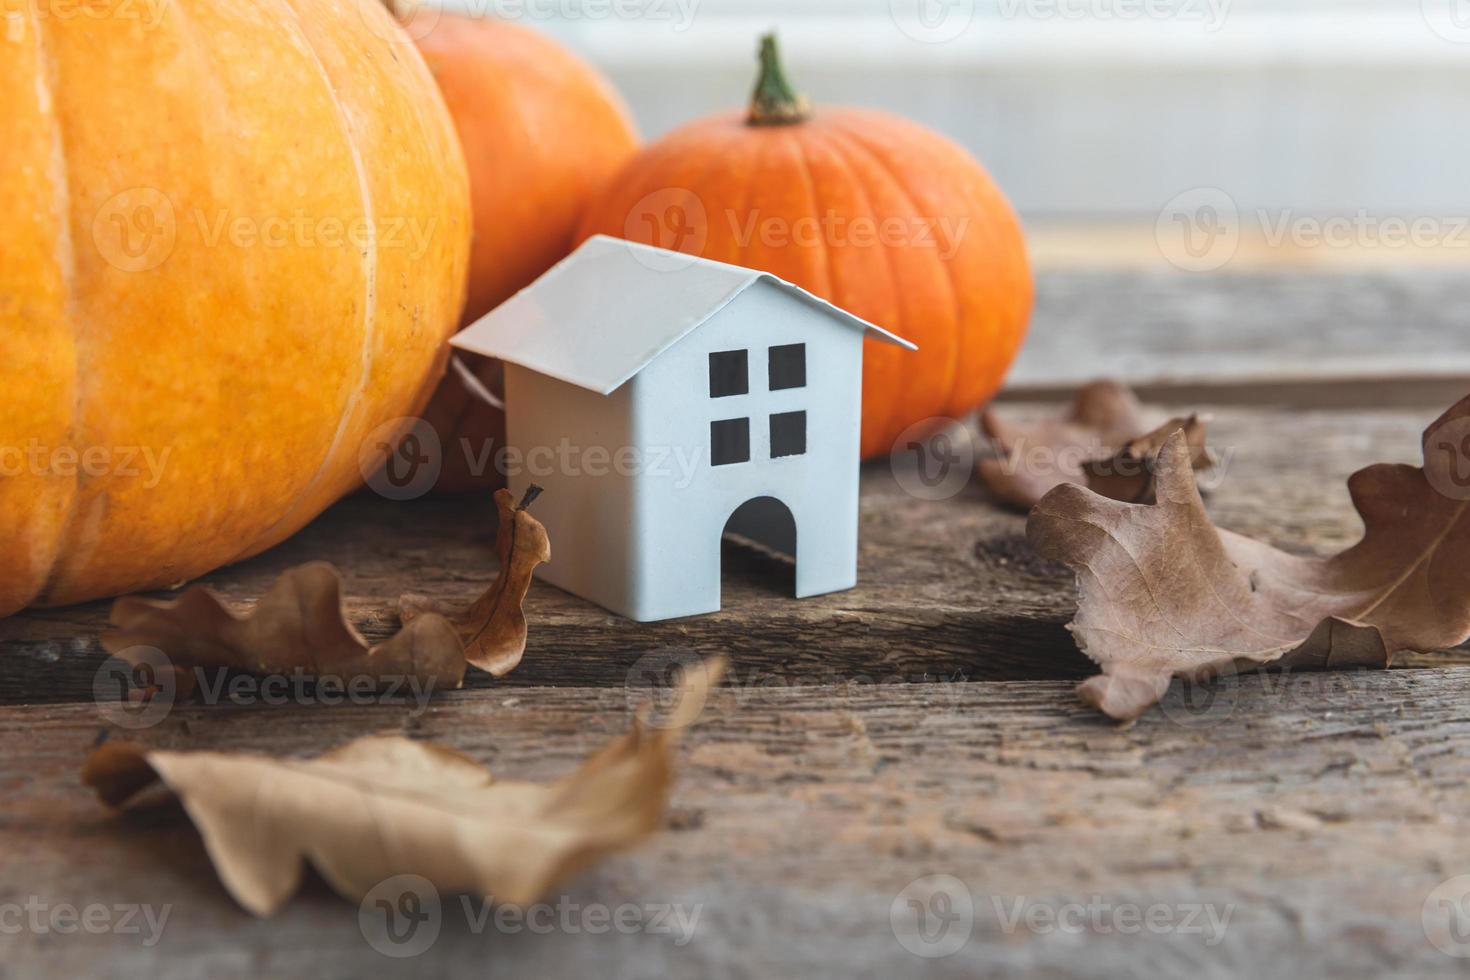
[721,496,797,597]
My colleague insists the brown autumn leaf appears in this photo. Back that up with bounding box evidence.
[1027,395,1470,722]
[83,656,725,915]
[101,487,549,689]
[979,379,1214,510]
[398,486,550,676]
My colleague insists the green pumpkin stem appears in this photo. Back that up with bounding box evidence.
[748,33,811,126]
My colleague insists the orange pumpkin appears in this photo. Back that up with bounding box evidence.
[577,35,1033,459]
[412,14,639,491]
[0,0,471,617]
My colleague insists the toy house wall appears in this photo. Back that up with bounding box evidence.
[626,280,864,621]
[502,362,639,616]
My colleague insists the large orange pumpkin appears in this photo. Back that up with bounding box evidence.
[577,35,1033,459]
[0,0,471,617]
[411,14,639,491]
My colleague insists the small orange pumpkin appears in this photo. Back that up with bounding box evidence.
[577,35,1033,458]
[0,0,470,617]
[413,15,639,490]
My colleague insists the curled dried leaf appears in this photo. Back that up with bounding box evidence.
[398,486,550,676]
[979,380,1214,510]
[1028,395,1470,722]
[83,656,725,915]
[101,488,549,690]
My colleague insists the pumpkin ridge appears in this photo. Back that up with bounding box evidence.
[787,131,834,298]
[705,126,764,265]
[223,0,382,566]
[818,122,949,452]
[26,11,81,611]
[828,117,965,441]
[806,124,909,454]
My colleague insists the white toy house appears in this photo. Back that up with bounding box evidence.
[450,235,915,622]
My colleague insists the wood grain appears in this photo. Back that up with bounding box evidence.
[2,402,1466,706]
[1010,269,1470,394]
[4,670,1469,977]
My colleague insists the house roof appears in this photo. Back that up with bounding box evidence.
[449,235,917,396]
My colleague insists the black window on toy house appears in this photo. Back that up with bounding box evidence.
[768,343,806,390]
[709,349,748,397]
[770,411,807,458]
[711,417,750,466]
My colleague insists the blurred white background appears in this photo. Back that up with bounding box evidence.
[441,0,1470,225]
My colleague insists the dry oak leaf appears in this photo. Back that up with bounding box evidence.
[1027,395,1470,723]
[979,379,1214,510]
[398,486,550,676]
[101,487,549,689]
[83,656,725,916]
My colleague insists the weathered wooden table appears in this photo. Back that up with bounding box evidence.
[5,271,1470,978]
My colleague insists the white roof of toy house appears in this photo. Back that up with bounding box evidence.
[449,235,916,396]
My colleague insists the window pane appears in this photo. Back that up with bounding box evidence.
[770,411,807,458]
[711,417,750,465]
[709,349,748,397]
[769,343,806,390]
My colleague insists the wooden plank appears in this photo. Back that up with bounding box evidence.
[1009,269,1470,393]
[3,669,1470,977]
[2,402,1466,705]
